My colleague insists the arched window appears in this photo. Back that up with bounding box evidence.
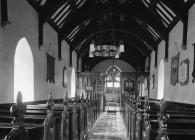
[14,37,34,102]
[157,59,165,99]
[70,67,76,97]
[105,65,121,94]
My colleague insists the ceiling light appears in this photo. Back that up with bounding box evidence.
[89,14,125,58]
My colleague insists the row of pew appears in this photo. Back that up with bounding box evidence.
[0,91,101,140]
[121,93,195,140]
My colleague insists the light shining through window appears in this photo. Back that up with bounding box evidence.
[14,38,34,102]
[70,67,76,98]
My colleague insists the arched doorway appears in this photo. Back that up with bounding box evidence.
[14,37,34,102]
[157,59,165,99]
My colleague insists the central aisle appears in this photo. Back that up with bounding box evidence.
[88,112,128,140]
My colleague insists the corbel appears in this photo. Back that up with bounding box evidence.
[69,46,73,67]
[148,55,151,72]
[38,16,44,49]
[77,53,80,71]
[1,0,9,27]
[165,35,169,61]
[182,12,188,50]
[58,34,62,60]
[155,47,158,68]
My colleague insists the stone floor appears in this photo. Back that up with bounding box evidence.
[88,111,128,140]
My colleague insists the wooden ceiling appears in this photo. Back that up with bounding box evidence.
[27,0,194,71]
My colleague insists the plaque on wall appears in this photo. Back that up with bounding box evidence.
[170,53,179,86]
[179,59,189,86]
[124,79,134,92]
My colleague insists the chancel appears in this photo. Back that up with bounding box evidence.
[0,0,195,140]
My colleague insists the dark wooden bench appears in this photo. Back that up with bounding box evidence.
[155,99,195,140]
[122,95,195,140]
[140,97,160,140]
[0,92,68,140]
[0,91,99,140]
[0,91,47,140]
[121,93,137,140]
[35,93,99,140]
[121,95,161,140]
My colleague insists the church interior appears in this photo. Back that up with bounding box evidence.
[1,0,195,140]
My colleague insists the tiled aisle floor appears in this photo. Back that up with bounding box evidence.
[88,111,128,140]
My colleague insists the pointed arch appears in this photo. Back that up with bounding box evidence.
[14,37,34,102]
[105,65,121,91]
[68,67,76,98]
[157,59,165,99]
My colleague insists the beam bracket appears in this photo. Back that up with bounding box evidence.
[1,0,8,27]
[182,12,188,50]
[69,46,73,67]
[165,35,169,61]
[155,47,158,68]
[58,34,62,60]
[77,54,80,71]
[39,16,44,50]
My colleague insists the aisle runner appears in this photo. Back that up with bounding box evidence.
[88,112,128,140]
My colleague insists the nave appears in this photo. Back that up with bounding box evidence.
[1,0,195,140]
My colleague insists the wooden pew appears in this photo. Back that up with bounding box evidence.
[122,95,195,140]
[121,95,161,140]
[26,95,88,140]
[134,97,145,140]
[121,93,135,139]
[155,99,195,140]
[128,96,147,140]
[60,93,69,140]
[29,96,84,140]
[141,97,160,140]
[0,91,41,140]
[122,96,160,140]
[0,91,99,140]
[56,92,98,140]
[0,92,63,140]
[129,97,137,140]
[85,92,93,134]
[48,93,98,140]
